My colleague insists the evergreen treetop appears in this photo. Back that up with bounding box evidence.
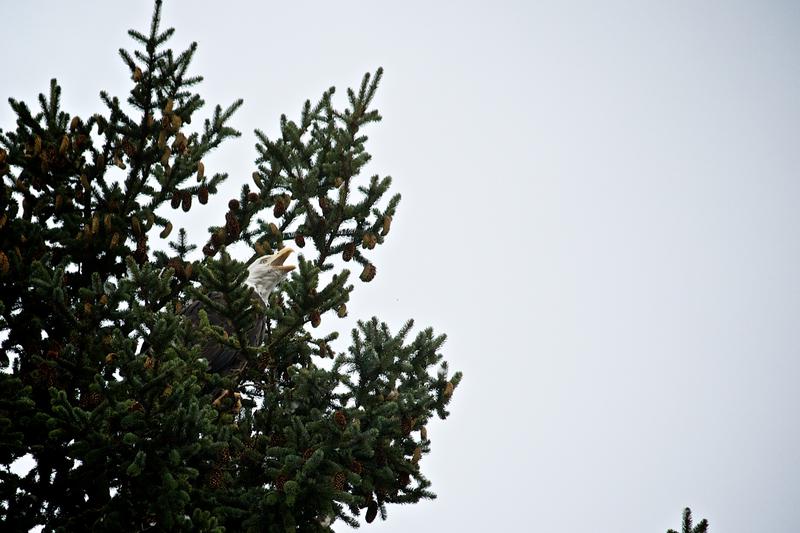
[667,508,709,533]
[0,2,460,531]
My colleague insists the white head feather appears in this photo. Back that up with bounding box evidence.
[244,247,295,303]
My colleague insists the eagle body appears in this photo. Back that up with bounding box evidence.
[180,293,265,374]
[181,247,295,375]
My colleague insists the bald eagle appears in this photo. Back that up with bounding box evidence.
[180,247,295,400]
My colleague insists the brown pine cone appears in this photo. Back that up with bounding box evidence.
[342,242,355,261]
[208,468,224,489]
[365,500,378,523]
[181,192,192,212]
[360,263,376,282]
[332,471,347,491]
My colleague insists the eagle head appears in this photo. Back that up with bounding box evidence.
[245,247,295,302]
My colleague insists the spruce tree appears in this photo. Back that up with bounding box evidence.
[667,508,709,533]
[0,2,461,531]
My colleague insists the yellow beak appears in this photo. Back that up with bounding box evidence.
[264,246,295,272]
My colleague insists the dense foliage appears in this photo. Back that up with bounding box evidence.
[0,2,460,531]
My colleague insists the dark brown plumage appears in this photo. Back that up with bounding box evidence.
[179,292,266,374]
[181,247,294,376]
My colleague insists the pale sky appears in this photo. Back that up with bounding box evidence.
[2,1,799,531]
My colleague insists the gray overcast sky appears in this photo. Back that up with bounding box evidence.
[2,1,799,531]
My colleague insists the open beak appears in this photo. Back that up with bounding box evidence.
[263,246,295,272]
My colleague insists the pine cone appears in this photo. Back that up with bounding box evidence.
[275,473,288,491]
[172,132,188,153]
[333,410,347,429]
[89,391,103,407]
[398,472,410,487]
[310,310,321,328]
[332,471,347,491]
[360,263,376,282]
[381,215,393,236]
[294,234,305,248]
[181,192,192,212]
[218,447,231,463]
[211,230,224,248]
[80,391,103,409]
[412,447,422,465]
[365,500,378,523]
[273,197,287,218]
[171,191,181,209]
[208,468,224,489]
[133,235,147,265]
[198,185,209,205]
[0,251,9,275]
[362,233,377,249]
[225,212,241,238]
[342,242,355,262]
[167,258,183,274]
[160,222,173,239]
[350,460,363,475]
